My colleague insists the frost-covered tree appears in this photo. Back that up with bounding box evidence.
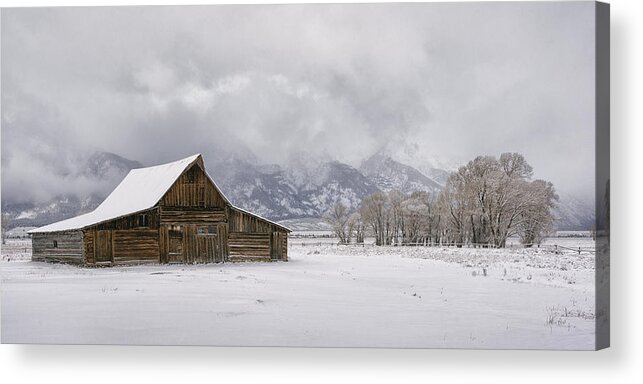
[437,152,557,248]
[439,167,470,246]
[360,192,391,246]
[388,190,405,246]
[1,213,10,245]
[323,202,351,244]
[516,180,558,246]
[349,212,365,244]
[355,152,556,249]
[401,192,426,244]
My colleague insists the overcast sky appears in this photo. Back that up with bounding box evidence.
[1,2,596,204]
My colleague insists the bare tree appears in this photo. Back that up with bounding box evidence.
[354,152,557,249]
[360,192,390,246]
[323,202,351,244]
[1,213,10,245]
[401,193,425,245]
[440,167,473,246]
[388,190,405,245]
[349,212,365,244]
[516,180,558,246]
[437,152,557,248]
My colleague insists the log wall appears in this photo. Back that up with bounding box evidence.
[32,231,84,264]
[90,208,159,230]
[112,230,159,265]
[229,208,285,233]
[271,231,288,261]
[84,229,95,264]
[228,232,271,261]
[159,207,226,224]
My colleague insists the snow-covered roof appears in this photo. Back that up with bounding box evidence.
[29,154,291,234]
[30,154,201,233]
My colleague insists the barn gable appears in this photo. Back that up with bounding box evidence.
[159,160,228,209]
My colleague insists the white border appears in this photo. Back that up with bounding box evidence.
[2,0,642,383]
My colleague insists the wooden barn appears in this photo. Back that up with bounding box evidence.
[28,154,290,266]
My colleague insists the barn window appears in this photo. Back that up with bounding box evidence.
[207,226,217,235]
[197,226,207,235]
[138,214,149,227]
[53,240,58,248]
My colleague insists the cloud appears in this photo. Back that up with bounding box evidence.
[1,3,596,204]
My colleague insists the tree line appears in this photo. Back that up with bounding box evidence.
[323,153,558,248]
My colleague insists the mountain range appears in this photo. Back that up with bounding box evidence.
[1,151,595,231]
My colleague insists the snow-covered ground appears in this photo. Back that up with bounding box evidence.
[0,238,597,349]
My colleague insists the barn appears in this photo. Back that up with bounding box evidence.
[28,154,290,266]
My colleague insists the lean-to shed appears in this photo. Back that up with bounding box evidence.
[28,154,290,266]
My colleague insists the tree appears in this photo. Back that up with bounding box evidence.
[360,192,390,246]
[401,192,427,245]
[388,190,405,245]
[349,212,365,244]
[1,213,10,245]
[354,152,557,249]
[439,167,471,246]
[323,202,351,244]
[436,152,557,248]
[516,180,558,246]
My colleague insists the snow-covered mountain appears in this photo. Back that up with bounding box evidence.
[376,141,461,183]
[553,194,596,231]
[208,158,306,219]
[82,151,143,179]
[210,158,380,219]
[2,152,142,227]
[360,153,443,193]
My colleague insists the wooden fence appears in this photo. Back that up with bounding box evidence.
[291,240,596,254]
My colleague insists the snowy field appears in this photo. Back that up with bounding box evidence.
[1,238,597,349]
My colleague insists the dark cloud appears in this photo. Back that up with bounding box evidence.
[1,3,596,204]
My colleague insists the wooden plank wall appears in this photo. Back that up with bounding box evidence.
[197,234,218,263]
[160,207,226,224]
[159,225,168,264]
[83,229,95,264]
[84,228,160,266]
[270,232,288,261]
[112,230,159,265]
[160,164,227,208]
[217,224,229,262]
[228,208,286,234]
[282,234,288,261]
[95,230,113,263]
[228,232,271,261]
[32,231,84,264]
[91,208,159,230]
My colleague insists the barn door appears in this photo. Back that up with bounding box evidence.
[196,226,218,263]
[217,224,228,262]
[95,230,113,263]
[209,235,219,263]
[168,226,184,263]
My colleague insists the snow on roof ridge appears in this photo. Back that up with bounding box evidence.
[130,153,201,171]
[29,154,201,233]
